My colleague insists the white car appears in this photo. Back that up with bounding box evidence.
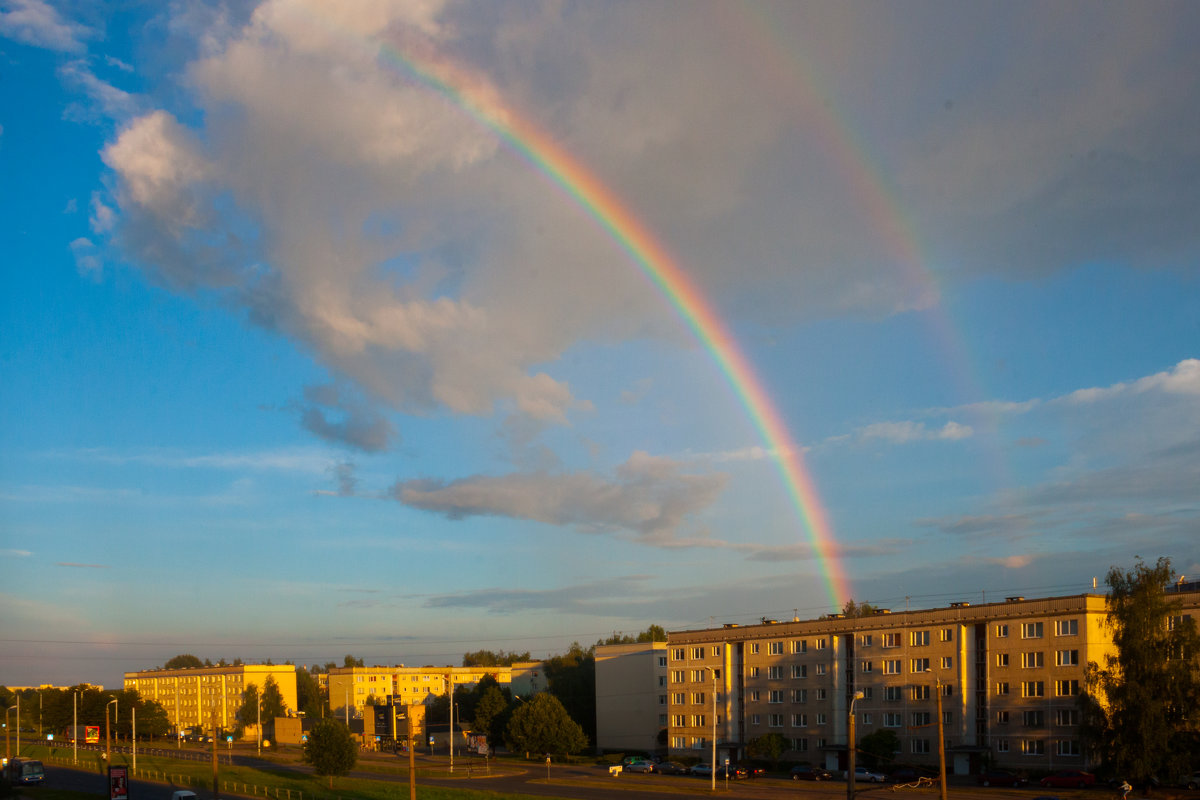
[851,767,887,782]
[624,759,655,774]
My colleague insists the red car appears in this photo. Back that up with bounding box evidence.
[1040,771,1096,789]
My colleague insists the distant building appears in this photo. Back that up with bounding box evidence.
[326,665,511,719]
[595,641,668,754]
[508,661,547,698]
[123,664,298,735]
[666,589,1200,774]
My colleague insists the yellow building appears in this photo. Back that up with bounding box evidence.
[123,664,298,735]
[667,589,1200,773]
[326,665,511,719]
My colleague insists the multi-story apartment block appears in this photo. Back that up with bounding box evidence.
[124,664,298,735]
[667,589,1199,773]
[595,641,668,753]
[326,665,512,718]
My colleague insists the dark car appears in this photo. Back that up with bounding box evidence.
[1183,772,1200,791]
[653,761,690,775]
[739,764,766,778]
[714,764,747,779]
[1040,771,1096,789]
[792,765,834,781]
[978,770,1028,787]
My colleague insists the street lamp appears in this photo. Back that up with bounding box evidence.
[706,667,718,792]
[5,705,17,765]
[105,699,118,763]
[847,690,865,800]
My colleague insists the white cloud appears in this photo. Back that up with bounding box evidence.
[59,60,139,121]
[69,236,102,277]
[0,0,90,53]
[856,420,973,444]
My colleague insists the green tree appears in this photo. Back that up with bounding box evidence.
[1081,557,1200,784]
[637,624,667,642]
[260,675,287,720]
[164,654,204,670]
[544,642,596,744]
[461,649,531,667]
[343,655,364,668]
[842,599,880,617]
[302,718,358,788]
[236,683,261,732]
[473,686,509,747]
[746,732,788,769]
[504,693,588,756]
[859,729,901,770]
[295,667,324,717]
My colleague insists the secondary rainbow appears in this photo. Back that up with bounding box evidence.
[379,42,850,609]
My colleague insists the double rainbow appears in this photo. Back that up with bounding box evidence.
[380,42,849,610]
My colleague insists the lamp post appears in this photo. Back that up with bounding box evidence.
[5,705,16,765]
[73,692,78,765]
[14,694,19,756]
[847,689,865,800]
[105,699,118,764]
[706,667,718,792]
[257,687,262,756]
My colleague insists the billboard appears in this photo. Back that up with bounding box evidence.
[108,765,128,800]
[86,726,101,744]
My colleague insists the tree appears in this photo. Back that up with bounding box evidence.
[461,649,531,667]
[295,667,324,717]
[504,693,588,756]
[164,654,204,670]
[302,718,358,788]
[596,624,668,646]
[746,733,788,769]
[859,729,901,770]
[236,684,261,732]
[544,642,596,744]
[473,686,509,748]
[343,654,364,668]
[842,599,880,618]
[1081,557,1200,784]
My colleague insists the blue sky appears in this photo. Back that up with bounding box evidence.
[2,0,1198,689]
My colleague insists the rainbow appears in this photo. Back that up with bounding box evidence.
[378,40,850,609]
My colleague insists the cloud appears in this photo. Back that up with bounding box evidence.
[0,0,91,52]
[51,446,340,475]
[69,237,102,277]
[392,451,727,539]
[56,562,110,569]
[299,384,396,453]
[0,549,33,558]
[855,420,974,444]
[1060,359,1200,405]
[58,59,139,121]
[423,576,658,615]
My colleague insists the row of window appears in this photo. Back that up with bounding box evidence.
[995,679,1079,697]
[994,709,1080,727]
[994,650,1079,667]
[670,733,1082,757]
[997,739,1081,756]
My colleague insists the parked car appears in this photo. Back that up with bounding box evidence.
[738,763,766,778]
[978,771,1028,787]
[1183,772,1200,790]
[792,765,834,781]
[653,761,689,775]
[624,759,655,774]
[715,764,748,779]
[621,755,655,767]
[689,763,714,777]
[1040,771,1096,789]
[851,766,888,782]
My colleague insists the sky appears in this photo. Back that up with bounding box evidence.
[2,0,1199,690]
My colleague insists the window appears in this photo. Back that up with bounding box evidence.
[690,669,705,681]
[769,690,784,703]
[940,656,953,669]
[659,695,667,706]
[769,641,784,655]
[885,713,903,727]
[883,633,901,648]
[769,713,784,727]
[996,739,1009,753]
[943,711,953,725]
[996,682,1010,695]
[996,624,1009,638]
[911,711,931,726]
[1021,651,1044,668]
[996,711,1009,724]
[672,692,685,704]
[816,738,827,749]
[862,713,873,725]
[816,688,827,700]
[659,713,668,725]
[1056,709,1079,726]
[690,646,704,659]
[749,643,760,654]
[1057,739,1080,756]
[911,685,931,700]
[672,736,686,749]
[816,713,827,725]
[1023,710,1045,728]
[1056,649,1079,666]
[911,630,930,646]
[941,683,953,696]
[1055,619,1078,636]
[793,688,807,703]
[792,664,807,679]
[885,686,902,701]
[793,738,809,752]
[792,640,807,654]
[862,687,873,699]
[692,714,705,727]
[1056,679,1080,697]
[940,628,953,642]
[658,656,667,667]
[793,713,808,727]
[884,660,902,674]
[692,737,704,749]
[691,692,705,704]
[768,666,784,679]
[861,634,873,647]
[748,666,760,678]
[672,648,685,661]
[672,670,685,683]
[911,658,930,673]
[1021,622,1044,639]
[861,660,873,672]
[1022,739,1045,756]
[996,653,1009,667]
[659,676,667,686]
[815,638,828,650]
[1022,681,1045,698]
[671,714,686,726]
[749,690,760,702]
[911,739,931,754]
[711,645,722,656]
[816,663,827,676]
[750,714,760,725]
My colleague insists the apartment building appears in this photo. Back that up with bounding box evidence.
[326,665,512,718]
[595,641,668,753]
[123,664,298,734]
[667,590,1200,773]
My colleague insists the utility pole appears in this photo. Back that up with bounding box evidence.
[936,679,948,800]
[105,699,118,766]
[73,692,78,765]
[847,689,865,800]
[132,707,137,772]
[407,708,416,800]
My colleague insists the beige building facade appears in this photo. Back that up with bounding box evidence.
[595,641,668,753]
[123,664,298,735]
[667,590,1199,773]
